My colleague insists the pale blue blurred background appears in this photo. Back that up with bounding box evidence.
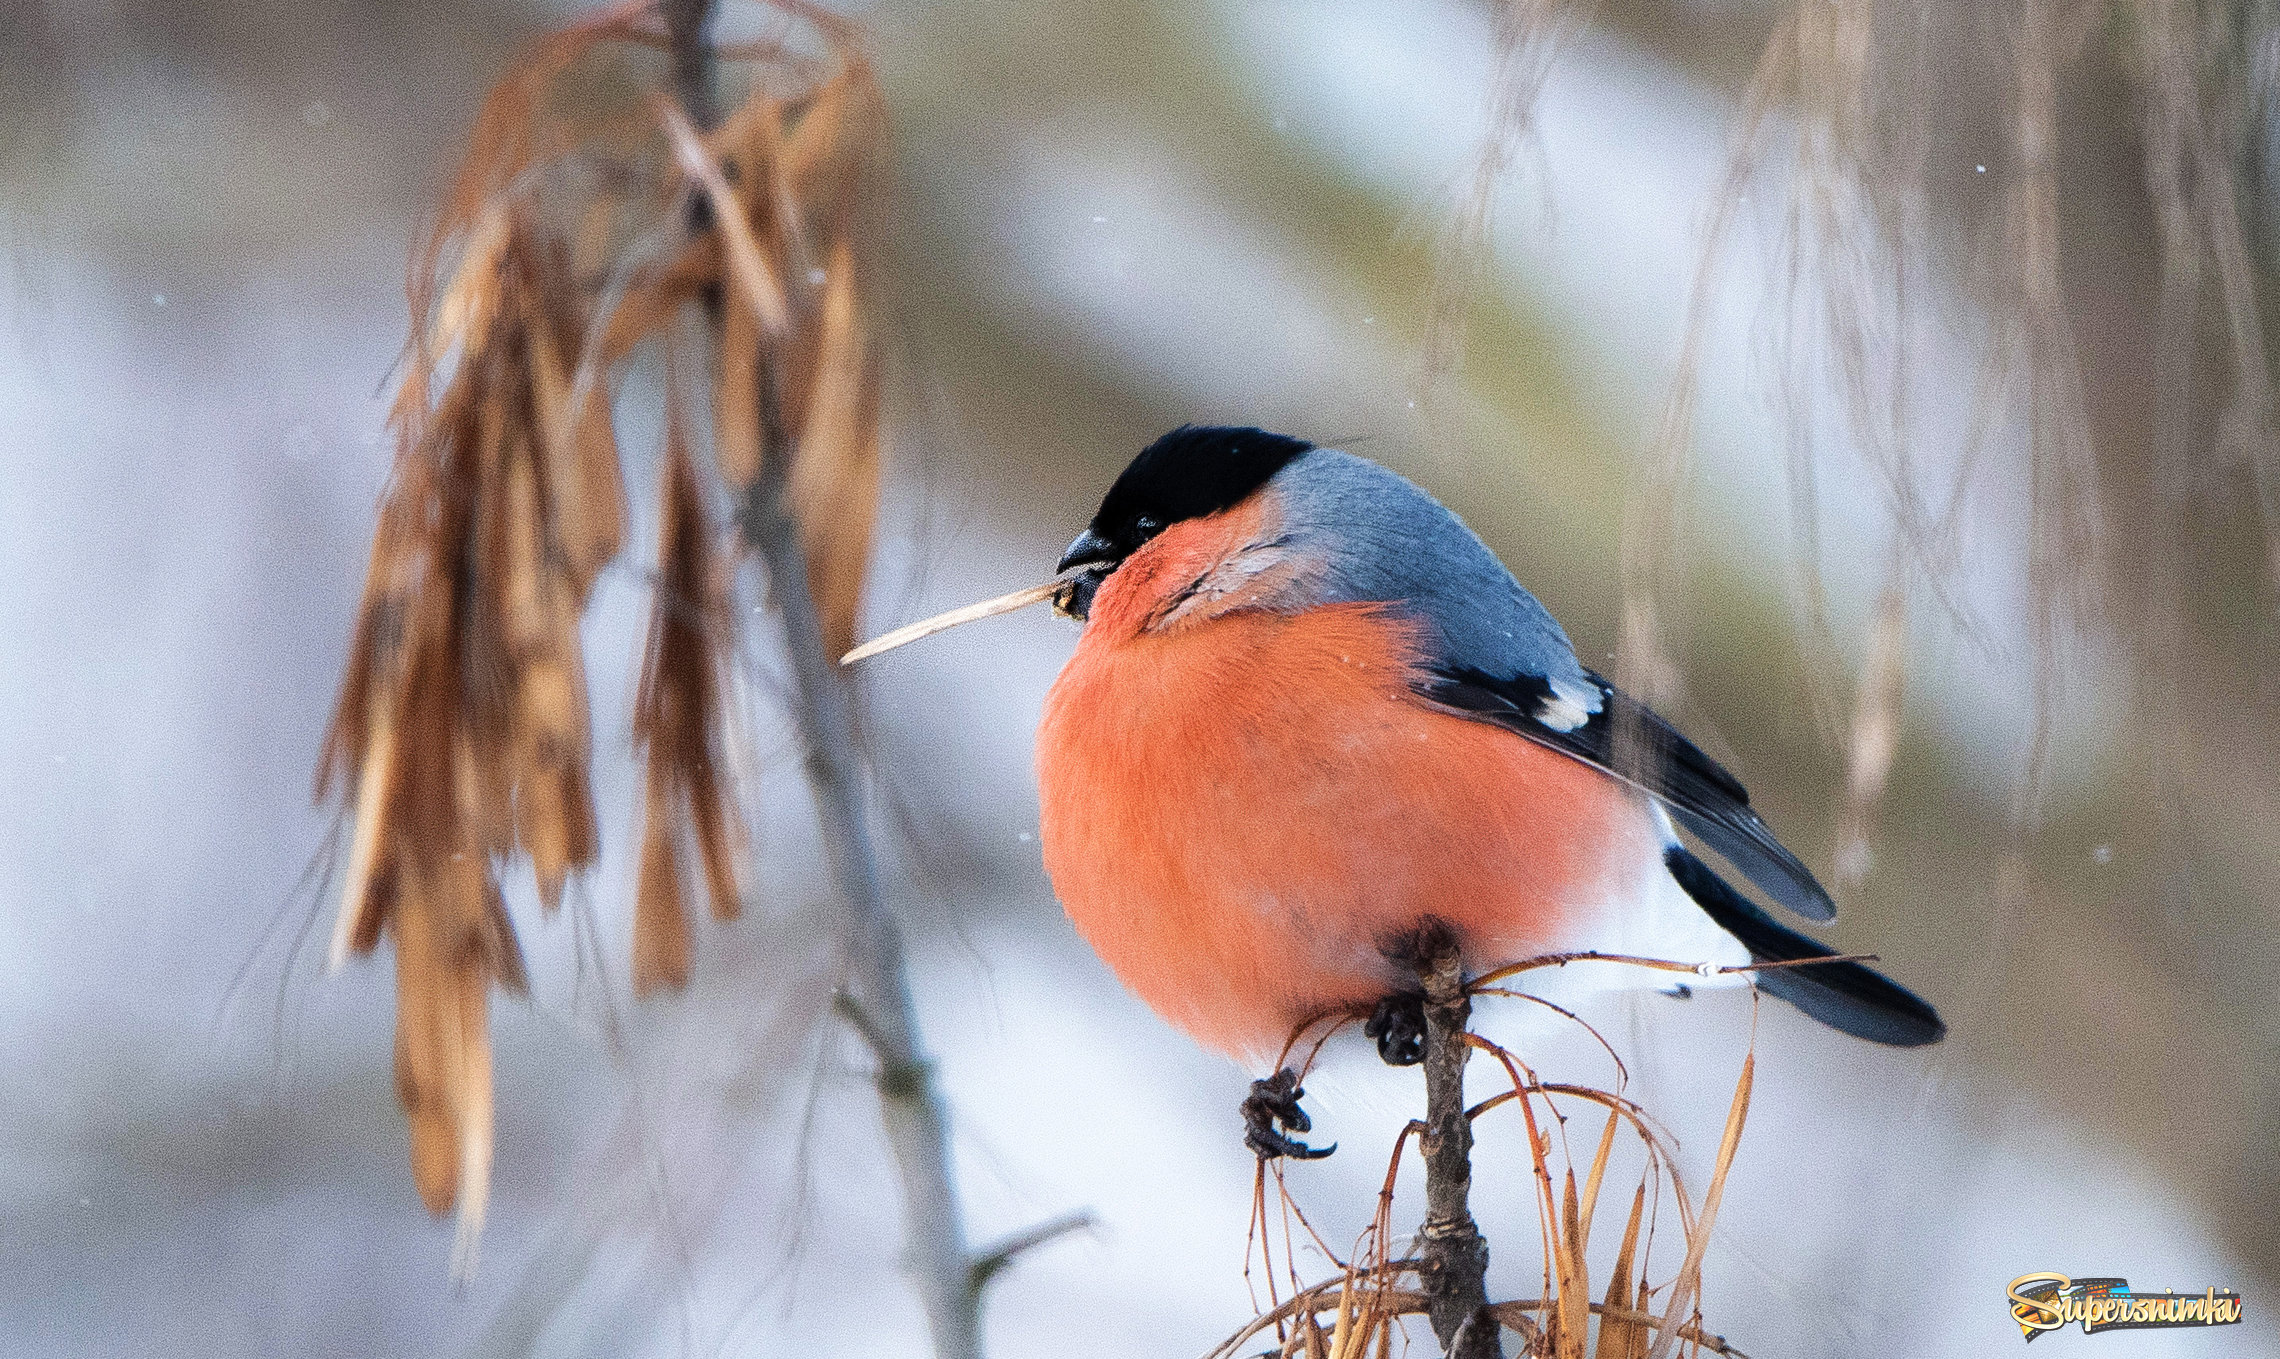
[3,1,2276,1355]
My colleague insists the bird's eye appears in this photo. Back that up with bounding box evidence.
[1135,515,1162,535]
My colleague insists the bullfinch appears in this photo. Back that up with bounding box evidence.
[1029,426,1943,1152]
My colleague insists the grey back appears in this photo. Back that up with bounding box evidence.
[1267,450,1599,707]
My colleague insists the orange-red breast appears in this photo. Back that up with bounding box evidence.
[1034,426,1942,1087]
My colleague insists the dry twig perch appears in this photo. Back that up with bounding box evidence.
[1222,949,1763,1359]
[1415,931,1501,1359]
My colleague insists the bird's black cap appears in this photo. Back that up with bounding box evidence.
[1059,425,1314,576]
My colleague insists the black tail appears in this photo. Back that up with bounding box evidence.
[1665,846,1945,1047]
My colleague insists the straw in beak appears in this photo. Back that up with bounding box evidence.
[839,576,1075,665]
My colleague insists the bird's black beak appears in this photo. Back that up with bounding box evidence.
[1054,528,1120,621]
[1057,528,1118,574]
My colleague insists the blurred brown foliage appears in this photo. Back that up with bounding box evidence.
[315,0,883,1252]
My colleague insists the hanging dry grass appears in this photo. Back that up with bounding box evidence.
[1422,0,1586,389]
[1576,0,2260,903]
[1607,23,1794,786]
[316,0,886,1259]
[1217,952,1806,1359]
[1833,580,1907,890]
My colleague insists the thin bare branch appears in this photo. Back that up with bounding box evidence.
[1414,932,1501,1359]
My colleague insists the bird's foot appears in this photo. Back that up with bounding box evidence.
[1364,991,1428,1066]
[1242,1068,1334,1160]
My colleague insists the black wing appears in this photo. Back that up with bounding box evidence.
[1666,846,1942,1045]
[1426,666,1838,923]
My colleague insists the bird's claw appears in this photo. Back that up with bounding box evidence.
[1242,1068,1334,1160]
[1364,992,1428,1066]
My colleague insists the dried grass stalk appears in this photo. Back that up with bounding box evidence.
[839,578,1066,665]
[1423,0,1582,387]
[633,766,694,995]
[1599,1183,1649,1359]
[527,294,627,596]
[1644,1054,1752,1359]
[632,415,744,985]
[782,62,887,239]
[660,97,793,335]
[1228,954,1761,1359]
[786,237,882,662]
[1835,581,1908,889]
[1612,22,1795,780]
[1554,1168,1587,1357]
[713,271,764,485]
[321,191,638,1252]
[679,68,887,663]
[1992,0,2106,843]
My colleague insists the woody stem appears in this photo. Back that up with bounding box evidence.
[661,5,980,1358]
[1418,942,1502,1359]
